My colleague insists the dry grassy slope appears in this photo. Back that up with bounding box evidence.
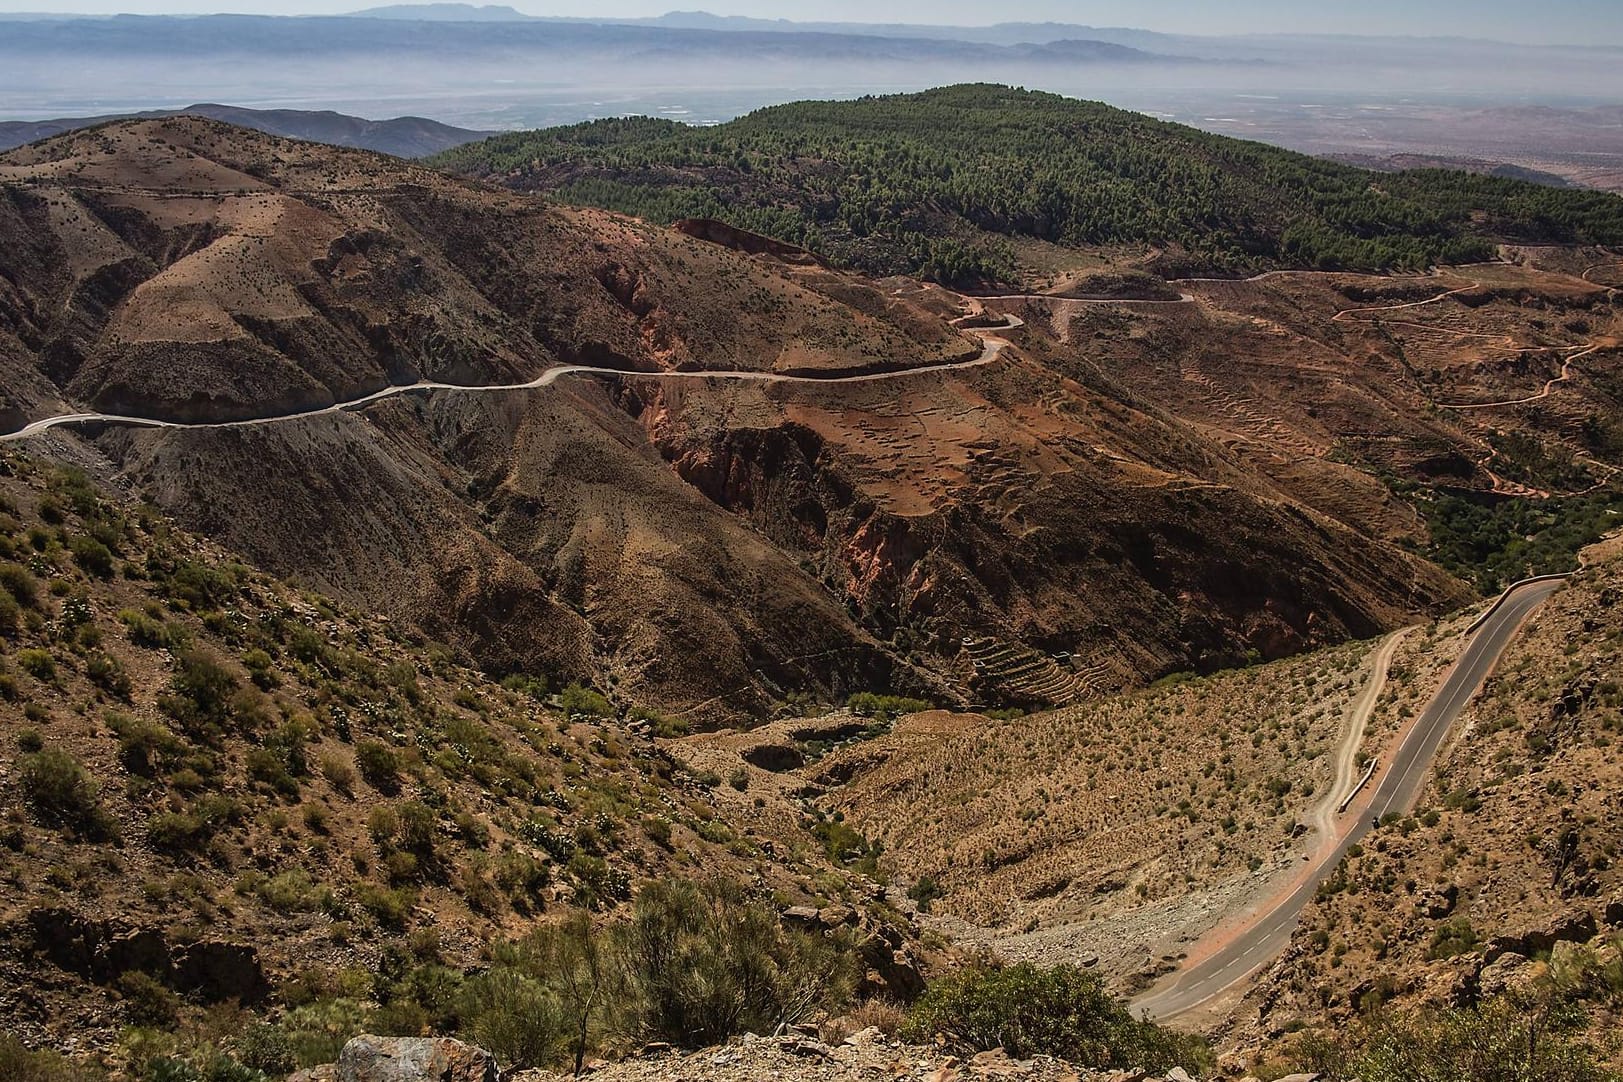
[822,641,1376,931]
[1236,533,1623,1054]
[0,117,966,424]
[0,118,1475,723]
[0,450,902,1051]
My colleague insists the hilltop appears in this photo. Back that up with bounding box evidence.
[0,104,492,159]
[434,84,1623,285]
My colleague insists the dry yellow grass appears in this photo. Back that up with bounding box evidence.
[822,639,1390,929]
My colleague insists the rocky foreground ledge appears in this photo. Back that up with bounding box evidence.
[296,1032,1305,1082]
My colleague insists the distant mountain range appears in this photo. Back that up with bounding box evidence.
[0,103,491,158]
[0,13,1197,65]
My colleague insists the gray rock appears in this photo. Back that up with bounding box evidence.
[335,1035,499,1082]
[286,1068,337,1082]
[818,904,856,928]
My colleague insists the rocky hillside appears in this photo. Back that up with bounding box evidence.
[0,118,1471,723]
[0,451,928,1059]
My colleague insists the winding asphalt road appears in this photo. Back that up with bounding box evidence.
[1132,575,1567,1021]
[0,316,1021,444]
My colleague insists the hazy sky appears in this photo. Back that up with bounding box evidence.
[4,0,1623,46]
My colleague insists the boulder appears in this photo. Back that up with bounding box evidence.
[1416,883,1457,919]
[1604,895,1623,928]
[335,1035,499,1082]
[817,904,856,928]
[783,905,821,924]
[1484,910,1598,963]
[1478,951,1528,999]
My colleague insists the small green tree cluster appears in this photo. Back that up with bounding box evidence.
[1294,989,1618,1082]
[902,963,1209,1074]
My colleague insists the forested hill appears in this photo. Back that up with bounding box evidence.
[434,84,1623,285]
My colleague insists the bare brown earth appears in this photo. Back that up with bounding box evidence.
[1019,254,1623,508]
[0,118,1488,726]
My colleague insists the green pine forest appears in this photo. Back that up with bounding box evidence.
[434,84,1623,286]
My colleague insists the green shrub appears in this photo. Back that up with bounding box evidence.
[1428,918,1480,960]
[903,963,1208,1073]
[0,562,39,608]
[245,748,298,797]
[628,706,687,737]
[275,998,370,1068]
[0,1032,105,1082]
[235,1025,295,1076]
[68,535,115,578]
[146,811,208,852]
[396,801,437,855]
[18,746,115,840]
[115,970,181,1028]
[619,878,857,1047]
[494,851,550,912]
[257,869,323,913]
[158,650,240,737]
[1297,990,1613,1082]
[16,649,55,682]
[641,817,673,849]
[355,883,415,930]
[87,653,132,700]
[355,740,401,795]
[107,712,186,776]
[119,608,175,649]
[318,751,356,794]
[847,692,931,723]
[907,875,943,913]
[155,559,243,612]
[458,966,571,1071]
[559,683,613,719]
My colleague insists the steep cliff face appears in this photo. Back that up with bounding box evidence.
[634,349,1466,696]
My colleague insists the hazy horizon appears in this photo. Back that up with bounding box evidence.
[3,0,1622,48]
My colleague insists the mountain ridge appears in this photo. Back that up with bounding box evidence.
[0,115,1474,726]
[0,103,492,159]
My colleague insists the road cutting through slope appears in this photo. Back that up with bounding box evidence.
[1,316,1022,444]
[1132,577,1565,1021]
